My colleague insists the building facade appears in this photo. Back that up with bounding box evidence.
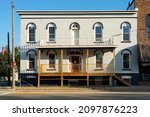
[128,0,150,81]
[17,10,139,86]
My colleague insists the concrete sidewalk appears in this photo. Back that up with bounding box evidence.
[0,85,150,93]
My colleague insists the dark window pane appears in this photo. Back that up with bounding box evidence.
[49,27,55,41]
[29,27,35,41]
[29,54,35,69]
[49,54,55,68]
[123,53,130,69]
[146,26,150,38]
[96,53,103,68]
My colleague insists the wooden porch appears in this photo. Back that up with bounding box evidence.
[37,48,116,87]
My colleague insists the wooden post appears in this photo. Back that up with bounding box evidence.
[61,49,64,86]
[86,49,89,86]
[113,48,116,76]
[37,49,41,87]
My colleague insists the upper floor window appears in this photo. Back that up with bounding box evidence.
[95,50,103,69]
[146,14,150,38]
[93,22,103,42]
[46,23,57,42]
[121,22,131,42]
[121,49,132,70]
[26,23,36,42]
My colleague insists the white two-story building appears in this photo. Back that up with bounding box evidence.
[17,10,139,86]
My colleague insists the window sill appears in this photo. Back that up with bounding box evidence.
[26,69,36,71]
[93,41,103,43]
[94,68,103,71]
[46,68,56,71]
[26,41,36,44]
[121,41,131,43]
[47,41,56,43]
[122,69,132,71]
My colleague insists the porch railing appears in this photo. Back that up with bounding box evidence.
[21,38,115,49]
[38,63,114,74]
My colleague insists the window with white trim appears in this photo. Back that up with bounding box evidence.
[122,50,131,70]
[94,23,103,41]
[121,22,131,42]
[46,23,56,42]
[95,50,103,69]
[49,54,55,69]
[26,23,36,42]
[29,54,35,69]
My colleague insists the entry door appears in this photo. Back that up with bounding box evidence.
[71,56,81,72]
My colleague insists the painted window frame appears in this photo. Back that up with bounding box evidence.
[93,23,103,42]
[28,53,36,70]
[95,50,103,69]
[46,23,57,42]
[26,23,36,43]
[48,54,56,69]
[122,50,132,70]
[121,22,131,42]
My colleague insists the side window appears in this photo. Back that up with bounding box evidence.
[46,23,57,42]
[93,23,103,42]
[26,23,36,42]
[122,49,132,70]
[121,22,131,42]
[146,14,150,39]
[29,54,35,69]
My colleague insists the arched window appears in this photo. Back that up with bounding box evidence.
[121,22,131,41]
[26,49,37,69]
[26,23,36,42]
[70,22,80,45]
[146,14,150,38]
[47,50,57,69]
[94,50,103,68]
[46,23,57,42]
[93,22,103,42]
[121,49,132,69]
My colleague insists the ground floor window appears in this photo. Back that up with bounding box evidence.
[95,50,103,69]
[29,54,35,69]
[49,54,55,69]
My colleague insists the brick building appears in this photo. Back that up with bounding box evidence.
[128,0,150,81]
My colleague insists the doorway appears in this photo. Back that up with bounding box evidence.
[70,56,81,73]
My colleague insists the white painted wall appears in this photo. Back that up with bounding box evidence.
[19,11,138,74]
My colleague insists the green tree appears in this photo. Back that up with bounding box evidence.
[15,47,20,72]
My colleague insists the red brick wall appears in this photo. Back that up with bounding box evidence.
[135,0,150,45]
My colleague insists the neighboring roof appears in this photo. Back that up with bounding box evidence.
[139,44,150,63]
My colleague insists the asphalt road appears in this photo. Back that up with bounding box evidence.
[0,92,150,100]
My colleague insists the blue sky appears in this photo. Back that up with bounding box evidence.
[0,0,132,49]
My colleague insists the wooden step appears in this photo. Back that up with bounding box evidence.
[113,75,132,86]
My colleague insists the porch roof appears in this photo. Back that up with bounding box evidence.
[36,45,117,49]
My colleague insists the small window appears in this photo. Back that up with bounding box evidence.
[93,23,103,42]
[29,54,35,69]
[95,26,102,41]
[121,22,131,42]
[29,27,35,42]
[122,49,132,70]
[46,23,56,42]
[95,50,103,68]
[49,54,55,69]
[49,27,55,41]
[146,15,150,38]
[26,23,36,42]
[123,53,130,69]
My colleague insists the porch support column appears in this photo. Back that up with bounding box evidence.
[113,48,116,76]
[61,49,64,86]
[86,49,89,86]
[37,49,41,87]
